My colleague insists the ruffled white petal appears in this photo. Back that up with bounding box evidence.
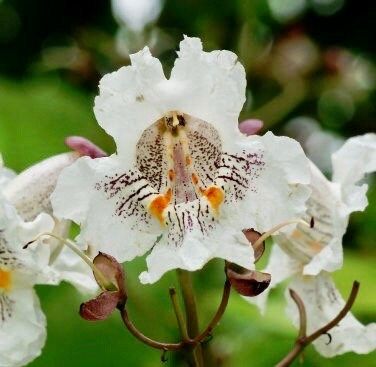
[332,133,376,213]
[246,244,301,313]
[169,36,246,151]
[0,288,46,367]
[3,152,78,221]
[286,273,376,357]
[233,132,311,233]
[51,156,160,262]
[140,209,254,284]
[94,47,167,161]
[94,36,246,160]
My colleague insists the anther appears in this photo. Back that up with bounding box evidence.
[172,112,180,127]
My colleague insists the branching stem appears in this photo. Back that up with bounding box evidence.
[276,281,360,367]
[193,280,231,343]
[169,287,190,342]
[119,307,184,351]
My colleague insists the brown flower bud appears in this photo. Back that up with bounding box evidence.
[65,136,107,159]
[80,252,126,321]
[226,263,271,297]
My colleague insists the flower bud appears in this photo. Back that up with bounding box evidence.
[80,252,127,321]
[226,263,271,297]
[239,119,263,136]
[65,136,107,159]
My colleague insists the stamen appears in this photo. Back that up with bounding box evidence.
[172,112,180,127]
[24,233,115,291]
[252,219,311,253]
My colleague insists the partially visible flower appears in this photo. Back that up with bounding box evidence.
[0,193,55,367]
[249,134,376,357]
[52,36,311,284]
[3,153,78,222]
[2,139,105,294]
[111,0,163,33]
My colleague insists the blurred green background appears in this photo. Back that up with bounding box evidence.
[0,0,375,366]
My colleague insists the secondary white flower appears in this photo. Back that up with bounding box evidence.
[52,36,311,284]
[0,193,55,367]
[2,152,98,294]
[250,133,376,357]
[111,0,163,32]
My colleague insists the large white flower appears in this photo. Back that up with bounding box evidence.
[2,152,98,294]
[0,193,55,367]
[250,133,376,357]
[52,36,311,284]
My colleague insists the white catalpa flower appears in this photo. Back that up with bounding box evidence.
[0,193,55,367]
[112,0,163,32]
[51,36,311,284]
[250,133,376,357]
[2,152,98,294]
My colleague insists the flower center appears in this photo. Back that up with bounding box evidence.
[0,268,11,292]
[136,112,225,225]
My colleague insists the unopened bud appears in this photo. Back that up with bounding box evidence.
[239,119,264,136]
[80,252,127,321]
[226,263,271,297]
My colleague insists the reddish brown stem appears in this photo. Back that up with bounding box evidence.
[276,281,360,367]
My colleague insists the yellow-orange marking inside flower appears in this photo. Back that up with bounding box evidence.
[308,239,324,253]
[186,156,192,165]
[191,173,199,185]
[0,269,11,291]
[168,169,175,181]
[149,189,172,225]
[291,229,303,239]
[203,186,225,214]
